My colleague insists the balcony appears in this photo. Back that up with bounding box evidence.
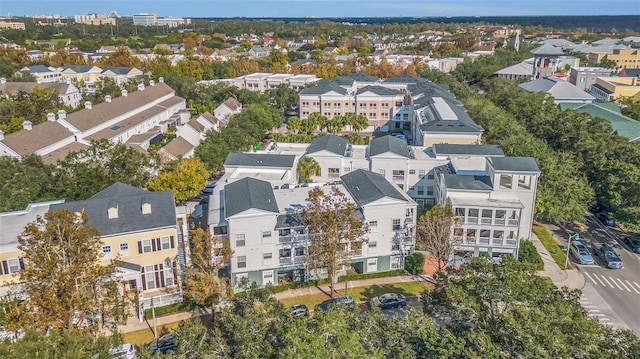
[479,237,490,245]
[279,234,308,245]
[279,256,305,267]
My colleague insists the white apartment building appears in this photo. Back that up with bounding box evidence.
[211,170,416,286]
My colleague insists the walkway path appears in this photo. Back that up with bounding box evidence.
[530,231,585,290]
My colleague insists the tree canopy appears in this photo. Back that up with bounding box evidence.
[147,158,210,203]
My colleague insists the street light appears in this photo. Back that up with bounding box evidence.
[565,233,579,269]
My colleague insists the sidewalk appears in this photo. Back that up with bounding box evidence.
[530,232,585,290]
[118,274,431,334]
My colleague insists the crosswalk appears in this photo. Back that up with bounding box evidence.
[583,272,640,294]
[580,295,611,324]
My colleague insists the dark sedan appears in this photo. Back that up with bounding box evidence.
[594,243,623,269]
[370,293,407,310]
[290,304,309,317]
[623,236,640,254]
[149,333,177,354]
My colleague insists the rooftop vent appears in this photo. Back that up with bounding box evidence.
[105,95,112,103]
[84,101,92,109]
[47,112,56,122]
[22,120,32,131]
[0,77,6,84]
[158,77,164,83]
[149,80,155,86]
[137,83,145,91]
[57,109,66,120]
[0,130,4,141]
[121,89,128,97]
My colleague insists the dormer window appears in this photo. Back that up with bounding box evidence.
[107,204,118,219]
[142,202,152,214]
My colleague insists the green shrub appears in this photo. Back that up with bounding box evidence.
[518,239,544,270]
[144,300,197,318]
[272,269,407,293]
[404,252,425,275]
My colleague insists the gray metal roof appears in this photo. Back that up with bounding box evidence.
[306,135,348,156]
[519,77,596,101]
[442,174,493,191]
[24,65,52,73]
[418,96,484,134]
[224,178,279,218]
[356,85,403,96]
[62,65,97,73]
[300,79,348,95]
[51,183,177,237]
[101,66,136,75]
[433,144,504,157]
[369,135,410,158]
[341,169,407,206]
[489,157,540,173]
[340,73,379,83]
[382,74,428,84]
[530,43,564,56]
[224,153,296,168]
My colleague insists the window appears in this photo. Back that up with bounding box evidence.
[367,258,378,272]
[237,256,247,269]
[279,248,291,258]
[313,102,319,108]
[392,170,405,180]
[500,174,512,189]
[395,101,403,107]
[142,239,153,253]
[164,262,175,286]
[6,259,20,274]
[379,169,386,176]
[417,186,424,195]
[368,242,377,254]
[334,103,341,109]
[426,187,434,196]
[427,171,434,180]
[235,234,246,247]
[144,265,156,290]
[102,245,112,255]
[324,112,331,117]
[344,167,351,173]
[455,207,465,217]
[466,229,477,241]
[382,103,389,109]
[328,168,340,178]
[468,209,479,218]
[161,236,171,250]
[214,226,228,235]
[409,169,416,175]
[263,253,273,265]
[119,242,129,254]
[369,220,378,227]
[392,218,401,231]
[324,103,331,109]
[262,231,272,239]
[295,247,305,256]
[359,103,367,110]
[418,170,426,176]
[382,113,388,119]
[369,103,377,109]
[493,230,504,239]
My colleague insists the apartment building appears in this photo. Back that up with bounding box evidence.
[210,134,538,272]
[230,73,319,91]
[0,183,188,307]
[0,81,187,162]
[17,65,62,83]
[0,78,82,108]
[569,67,612,91]
[218,170,416,286]
[74,14,116,25]
[132,13,157,26]
[588,49,640,69]
[60,65,104,92]
[0,21,25,30]
[589,76,640,101]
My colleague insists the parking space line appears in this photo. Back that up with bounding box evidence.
[634,282,640,291]
[616,278,632,292]
[609,277,623,290]
[599,318,611,321]
[625,280,639,294]
[583,272,597,285]
[598,274,613,288]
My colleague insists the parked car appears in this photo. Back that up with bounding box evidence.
[622,235,640,254]
[596,212,616,227]
[315,295,355,314]
[594,243,623,269]
[570,241,595,265]
[290,304,309,317]
[149,333,177,354]
[370,293,407,310]
[92,343,136,359]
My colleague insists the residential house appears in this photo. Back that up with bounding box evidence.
[100,67,143,85]
[17,65,62,83]
[494,62,534,80]
[249,46,269,58]
[161,112,221,161]
[0,78,82,108]
[59,65,103,92]
[214,97,242,121]
[519,76,596,104]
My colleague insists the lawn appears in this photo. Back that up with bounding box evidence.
[533,223,572,270]
[278,281,430,310]
[123,320,182,347]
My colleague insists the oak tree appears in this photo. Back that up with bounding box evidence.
[148,158,210,203]
[416,203,461,272]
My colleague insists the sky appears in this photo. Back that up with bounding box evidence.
[1,0,638,18]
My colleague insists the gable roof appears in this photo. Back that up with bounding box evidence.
[530,43,564,56]
[64,83,175,132]
[61,65,101,73]
[306,135,348,156]
[51,183,177,237]
[224,153,296,168]
[222,97,242,111]
[382,74,428,84]
[356,85,403,96]
[519,77,595,101]
[341,169,407,206]
[560,102,640,142]
[494,62,533,76]
[101,66,137,75]
[224,177,279,218]
[162,136,194,158]
[488,157,540,173]
[433,144,504,157]
[369,135,410,158]
[0,82,76,96]
[300,79,348,96]
[1,121,74,156]
[23,65,53,73]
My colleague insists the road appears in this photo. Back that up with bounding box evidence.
[558,214,640,335]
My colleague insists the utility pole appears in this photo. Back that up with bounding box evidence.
[565,233,579,269]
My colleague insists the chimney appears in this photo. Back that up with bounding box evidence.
[0,130,4,141]
[137,83,145,91]
[149,80,155,86]
[84,101,92,109]
[47,112,56,122]
[158,77,164,83]
[0,77,5,84]
[57,109,66,120]
[22,120,33,131]
[36,78,42,84]
[121,89,128,97]
[66,78,71,85]
[105,95,112,103]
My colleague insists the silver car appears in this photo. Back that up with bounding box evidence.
[595,243,623,269]
[570,241,594,265]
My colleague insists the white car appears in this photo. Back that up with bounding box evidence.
[92,343,136,359]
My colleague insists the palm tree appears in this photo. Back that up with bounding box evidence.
[351,114,369,133]
[297,156,321,183]
[286,116,301,134]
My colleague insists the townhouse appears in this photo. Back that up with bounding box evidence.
[0,81,187,163]
[0,78,82,108]
[0,183,188,307]
[17,65,62,83]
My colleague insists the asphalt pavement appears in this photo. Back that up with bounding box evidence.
[555,214,640,335]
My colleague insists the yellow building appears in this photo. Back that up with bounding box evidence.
[0,183,189,308]
[588,49,640,69]
[590,76,640,101]
[0,21,26,30]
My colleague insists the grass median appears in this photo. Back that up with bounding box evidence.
[533,223,572,270]
[278,281,431,310]
[123,321,182,347]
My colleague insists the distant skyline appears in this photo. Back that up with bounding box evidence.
[1,0,639,18]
